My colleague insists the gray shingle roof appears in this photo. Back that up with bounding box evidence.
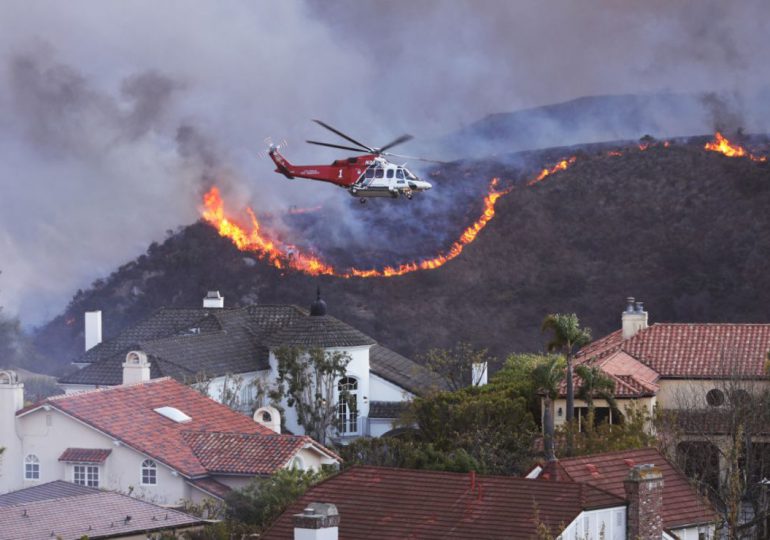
[369,401,408,419]
[369,344,446,396]
[263,314,376,349]
[0,481,93,507]
[0,483,204,539]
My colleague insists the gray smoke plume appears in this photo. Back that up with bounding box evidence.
[0,0,768,325]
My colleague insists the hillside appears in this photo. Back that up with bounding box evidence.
[33,136,770,374]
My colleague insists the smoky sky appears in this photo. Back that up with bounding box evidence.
[0,0,768,325]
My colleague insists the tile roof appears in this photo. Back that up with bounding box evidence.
[182,431,317,475]
[0,483,203,540]
[541,448,718,529]
[560,350,660,399]
[58,448,112,463]
[264,314,376,349]
[369,344,446,396]
[262,466,624,540]
[19,378,329,479]
[578,324,770,379]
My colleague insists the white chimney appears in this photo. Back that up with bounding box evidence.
[203,291,224,309]
[0,370,25,490]
[122,351,151,385]
[622,297,648,339]
[472,362,488,386]
[254,406,281,434]
[84,311,103,351]
[293,503,339,540]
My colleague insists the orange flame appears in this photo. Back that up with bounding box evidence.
[201,178,511,278]
[705,132,767,162]
[528,157,578,186]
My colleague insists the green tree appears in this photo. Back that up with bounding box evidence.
[269,346,350,445]
[541,313,591,455]
[421,342,494,391]
[338,437,479,472]
[574,364,617,433]
[531,354,566,462]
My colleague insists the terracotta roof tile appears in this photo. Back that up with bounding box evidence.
[58,448,112,463]
[262,466,625,539]
[20,378,313,478]
[547,447,718,529]
[183,432,310,475]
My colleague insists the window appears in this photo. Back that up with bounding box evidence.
[24,455,39,480]
[706,388,724,407]
[141,459,157,485]
[337,377,358,434]
[374,168,384,178]
[396,169,404,179]
[291,456,305,470]
[386,169,394,178]
[365,167,375,179]
[74,465,99,487]
[731,389,752,408]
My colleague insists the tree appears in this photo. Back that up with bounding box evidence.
[531,354,566,462]
[541,313,591,455]
[269,346,350,445]
[421,342,494,391]
[574,364,617,433]
[338,436,479,473]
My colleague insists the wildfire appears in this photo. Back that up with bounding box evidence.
[201,179,511,278]
[705,132,767,162]
[528,157,578,186]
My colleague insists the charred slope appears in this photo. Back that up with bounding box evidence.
[34,141,770,374]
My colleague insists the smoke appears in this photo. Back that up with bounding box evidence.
[0,0,768,325]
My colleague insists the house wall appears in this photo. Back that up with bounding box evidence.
[671,524,716,540]
[558,506,626,540]
[369,373,412,402]
[550,396,656,428]
[656,378,770,410]
[10,409,191,505]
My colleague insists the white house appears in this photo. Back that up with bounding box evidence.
[59,291,444,441]
[0,369,339,503]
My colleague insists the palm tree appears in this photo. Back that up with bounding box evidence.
[541,313,591,455]
[532,354,566,462]
[575,364,617,433]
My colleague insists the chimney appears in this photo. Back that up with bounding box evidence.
[621,297,648,339]
[0,371,25,489]
[293,503,339,540]
[203,291,224,309]
[122,351,151,385]
[84,311,103,351]
[624,464,664,540]
[472,362,488,386]
[254,406,281,434]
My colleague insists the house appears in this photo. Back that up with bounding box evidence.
[0,480,205,539]
[526,447,718,539]
[0,370,339,502]
[260,464,681,539]
[550,297,770,490]
[59,291,443,441]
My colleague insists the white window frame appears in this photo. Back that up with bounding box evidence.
[73,464,99,487]
[141,459,158,485]
[337,377,359,435]
[24,455,40,480]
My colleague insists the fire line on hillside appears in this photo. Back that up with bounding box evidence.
[201,133,766,279]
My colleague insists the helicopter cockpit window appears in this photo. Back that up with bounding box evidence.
[374,168,384,179]
[404,169,416,180]
[396,169,405,179]
[386,169,394,179]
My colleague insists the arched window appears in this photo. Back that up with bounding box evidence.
[141,459,157,485]
[24,455,40,480]
[337,377,358,435]
[291,456,305,470]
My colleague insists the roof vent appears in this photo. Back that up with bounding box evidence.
[153,406,192,423]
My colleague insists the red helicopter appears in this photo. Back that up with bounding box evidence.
[269,120,434,202]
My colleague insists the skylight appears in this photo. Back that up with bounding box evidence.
[153,406,192,423]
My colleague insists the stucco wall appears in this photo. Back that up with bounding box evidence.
[656,378,770,410]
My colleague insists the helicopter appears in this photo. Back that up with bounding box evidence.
[269,120,434,202]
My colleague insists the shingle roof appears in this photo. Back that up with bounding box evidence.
[19,378,330,479]
[58,448,112,463]
[369,344,446,396]
[262,466,624,540]
[0,483,203,540]
[543,448,718,530]
[368,401,407,419]
[0,481,93,507]
[264,314,376,349]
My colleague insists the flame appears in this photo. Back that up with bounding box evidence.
[202,178,511,278]
[705,132,767,162]
[528,157,578,186]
